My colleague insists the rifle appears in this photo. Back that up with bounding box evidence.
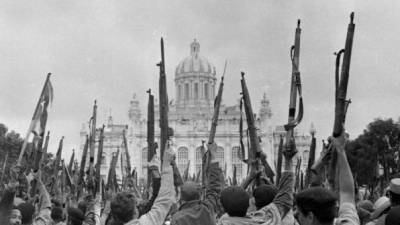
[122,127,132,184]
[107,149,120,192]
[51,136,64,195]
[276,135,284,184]
[305,127,316,188]
[95,125,105,194]
[240,72,274,183]
[88,100,97,192]
[42,131,51,164]
[0,150,9,185]
[283,20,304,163]
[203,60,227,186]
[147,89,156,188]
[311,13,355,192]
[68,149,75,175]
[157,38,183,186]
[77,135,89,198]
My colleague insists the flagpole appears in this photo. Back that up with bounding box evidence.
[17,73,51,166]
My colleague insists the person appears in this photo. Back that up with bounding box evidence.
[50,207,65,225]
[368,196,391,225]
[388,178,400,207]
[171,142,222,225]
[294,132,359,225]
[10,207,22,225]
[110,144,175,225]
[17,202,35,225]
[218,137,296,225]
[385,206,400,225]
[66,207,84,225]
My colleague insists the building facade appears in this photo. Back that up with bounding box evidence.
[80,39,312,184]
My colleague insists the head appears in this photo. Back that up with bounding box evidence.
[17,203,34,225]
[51,207,64,223]
[67,207,84,225]
[77,201,87,215]
[220,186,249,217]
[180,181,201,203]
[294,187,337,225]
[389,178,400,206]
[253,184,278,210]
[111,192,138,223]
[9,208,22,225]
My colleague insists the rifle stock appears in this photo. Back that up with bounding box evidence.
[95,125,105,194]
[241,72,274,182]
[311,13,355,191]
[157,38,183,186]
[283,20,303,161]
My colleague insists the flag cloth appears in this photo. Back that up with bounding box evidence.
[18,74,53,165]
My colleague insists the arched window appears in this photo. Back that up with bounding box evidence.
[142,147,148,172]
[204,83,209,99]
[195,146,204,175]
[177,147,189,175]
[184,83,189,100]
[232,146,244,181]
[178,84,182,101]
[194,83,199,100]
[215,146,224,167]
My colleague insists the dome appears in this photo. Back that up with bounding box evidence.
[175,39,216,76]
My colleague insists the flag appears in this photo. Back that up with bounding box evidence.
[18,73,54,165]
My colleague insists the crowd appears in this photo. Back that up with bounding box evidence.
[1,133,400,225]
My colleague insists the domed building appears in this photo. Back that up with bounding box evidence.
[125,39,276,184]
[79,39,311,185]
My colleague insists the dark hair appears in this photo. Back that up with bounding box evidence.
[295,187,337,224]
[220,186,249,217]
[17,202,35,224]
[389,191,400,206]
[253,184,278,210]
[51,207,64,222]
[67,207,84,225]
[180,182,201,202]
[77,201,87,215]
[111,192,137,223]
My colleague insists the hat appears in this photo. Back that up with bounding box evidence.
[385,206,400,225]
[389,178,400,195]
[371,196,391,220]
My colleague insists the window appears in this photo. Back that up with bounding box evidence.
[178,85,182,100]
[232,146,244,181]
[185,83,189,100]
[195,146,204,175]
[177,147,189,175]
[216,146,224,167]
[204,83,209,99]
[194,83,199,99]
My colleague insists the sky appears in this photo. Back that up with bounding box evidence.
[0,0,399,160]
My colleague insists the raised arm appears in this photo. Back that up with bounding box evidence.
[203,143,222,213]
[32,170,52,225]
[332,134,355,204]
[272,138,296,219]
[138,145,175,225]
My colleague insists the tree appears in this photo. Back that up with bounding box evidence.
[0,123,23,185]
[345,118,400,192]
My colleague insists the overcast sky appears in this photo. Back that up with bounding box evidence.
[1,0,399,159]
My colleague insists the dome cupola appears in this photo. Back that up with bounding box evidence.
[175,39,217,110]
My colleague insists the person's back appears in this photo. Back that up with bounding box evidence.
[171,143,222,225]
